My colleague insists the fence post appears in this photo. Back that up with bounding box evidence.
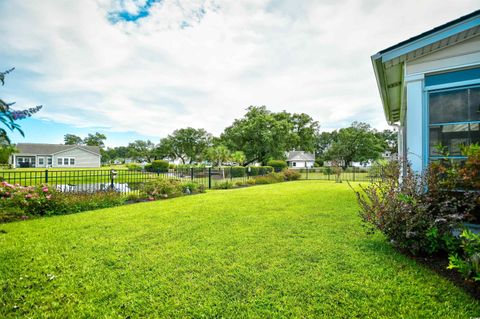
[306,167,309,180]
[208,167,212,189]
[190,167,194,181]
[230,166,233,181]
[353,166,356,181]
[45,169,48,184]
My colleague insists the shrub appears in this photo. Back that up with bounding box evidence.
[448,229,480,282]
[283,169,301,181]
[180,181,206,194]
[267,160,288,172]
[254,172,285,185]
[230,166,246,177]
[248,166,274,176]
[169,163,176,169]
[214,181,235,189]
[56,191,125,214]
[353,161,476,255]
[145,160,169,173]
[141,178,183,199]
[126,163,142,171]
[246,179,256,185]
[235,181,247,187]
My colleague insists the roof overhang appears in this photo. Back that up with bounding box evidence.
[371,10,480,125]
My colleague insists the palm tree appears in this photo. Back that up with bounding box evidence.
[231,151,246,166]
[207,146,231,179]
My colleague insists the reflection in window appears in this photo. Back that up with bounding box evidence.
[429,86,480,159]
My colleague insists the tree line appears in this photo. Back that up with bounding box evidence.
[67,106,396,167]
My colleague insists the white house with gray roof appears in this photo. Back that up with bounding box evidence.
[10,143,101,168]
[286,151,315,169]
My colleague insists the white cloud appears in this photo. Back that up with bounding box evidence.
[0,0,479,138]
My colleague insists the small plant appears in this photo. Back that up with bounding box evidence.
[235,180,246,187]
[180,181,206,194]
[126,163,142,171]
[141,178,182,199]
[448,229,480,282]
[283,169,301,181]
[214,181,235,189]
[254,172,285,185]
[246,179,256,185]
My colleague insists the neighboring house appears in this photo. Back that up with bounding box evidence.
[10,143,101,168]
[286,151,315,168]
[372,9,480,172]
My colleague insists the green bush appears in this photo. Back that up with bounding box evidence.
[168,163,176,169]
[141,179,183,199]
[235,181,246,187]
[230,166,246,177]
[248,166,274,176]
[267,160,288,172]
[246,179,256,185]
[126,163,142,171]
[180,181,206,194]
[354,161,476,256]
[214,181,235,189]
[448,229,480,282]
[283,169,301,181]
[254,172,285,185]
[145,160,169,173]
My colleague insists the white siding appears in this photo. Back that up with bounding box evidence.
[53,148,100,168]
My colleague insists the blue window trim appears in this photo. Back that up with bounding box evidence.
[425,66,480,87]
[424,82,480,167]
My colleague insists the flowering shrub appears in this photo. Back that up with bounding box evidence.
[0,182,58,217]
[140,179,206,200]
[282,169,301,181]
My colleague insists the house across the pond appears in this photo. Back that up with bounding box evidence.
[10,143,101,168]
[286,151,315,169]
[372,9,480,172]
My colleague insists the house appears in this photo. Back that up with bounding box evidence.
[10,143,101,168]
[372,9,480,172]
[286,151,315,168]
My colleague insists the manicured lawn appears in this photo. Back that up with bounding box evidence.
[0,181,478,318]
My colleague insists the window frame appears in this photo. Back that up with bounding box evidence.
[57,157,76,166]
[425,83,480,164]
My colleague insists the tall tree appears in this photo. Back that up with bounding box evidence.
[325,122,384,168]
[221,106,289,165]
[64,134,83,145]
[376,129,398,156]
[221,106,319,165]
[206,145,231,167]
[83,132,106,148]
[158,128,212,164]
[127,140,156,162]
[0,67,41,143]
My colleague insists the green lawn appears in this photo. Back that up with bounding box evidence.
[0,181,478,318]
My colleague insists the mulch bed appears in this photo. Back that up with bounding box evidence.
[407,253,480,299]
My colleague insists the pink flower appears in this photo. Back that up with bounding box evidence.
[42,187,49,193]
[148,197,155,201]
[25,194,32,199]
[46,195,52,200]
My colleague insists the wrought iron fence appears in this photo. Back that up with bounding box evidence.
[0,166,380,194]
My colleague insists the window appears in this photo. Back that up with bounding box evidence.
[47,157,52,165]
[292,162,296,167]
[428,86,480,159]
[38,157,44,165]
[57,157,76,166]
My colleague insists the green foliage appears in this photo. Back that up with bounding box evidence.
[83,132,106,148]
[282,169,301,181]
[0,68,42,143]
[354,161,477,256]
[267,160,287,172]
[141,179,183,199]
[157,127,212,164]
[221,106,319,165]
[180,181,206,194]
[0,182,125,221]
[126,163,142,171]
[448,229,480,282]
[126,140,156,162]
[0,144,16,164]
[247,166,274,176]
[230,166,246,177]
[324,122,385,167]
[254,172,285,185]
[213,181,236,189]
[64,134,83,145]
[231,151,246,165]
[206,145,230,166]
[145,160,169,172]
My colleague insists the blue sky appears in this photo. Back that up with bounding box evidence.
[1,0,479,147]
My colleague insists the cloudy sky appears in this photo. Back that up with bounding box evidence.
[1,0,479,146]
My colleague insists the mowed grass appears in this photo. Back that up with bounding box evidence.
[0,181,479,318]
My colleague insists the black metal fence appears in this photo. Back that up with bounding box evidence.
[297,167,381,183]
[0,166,379,194]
